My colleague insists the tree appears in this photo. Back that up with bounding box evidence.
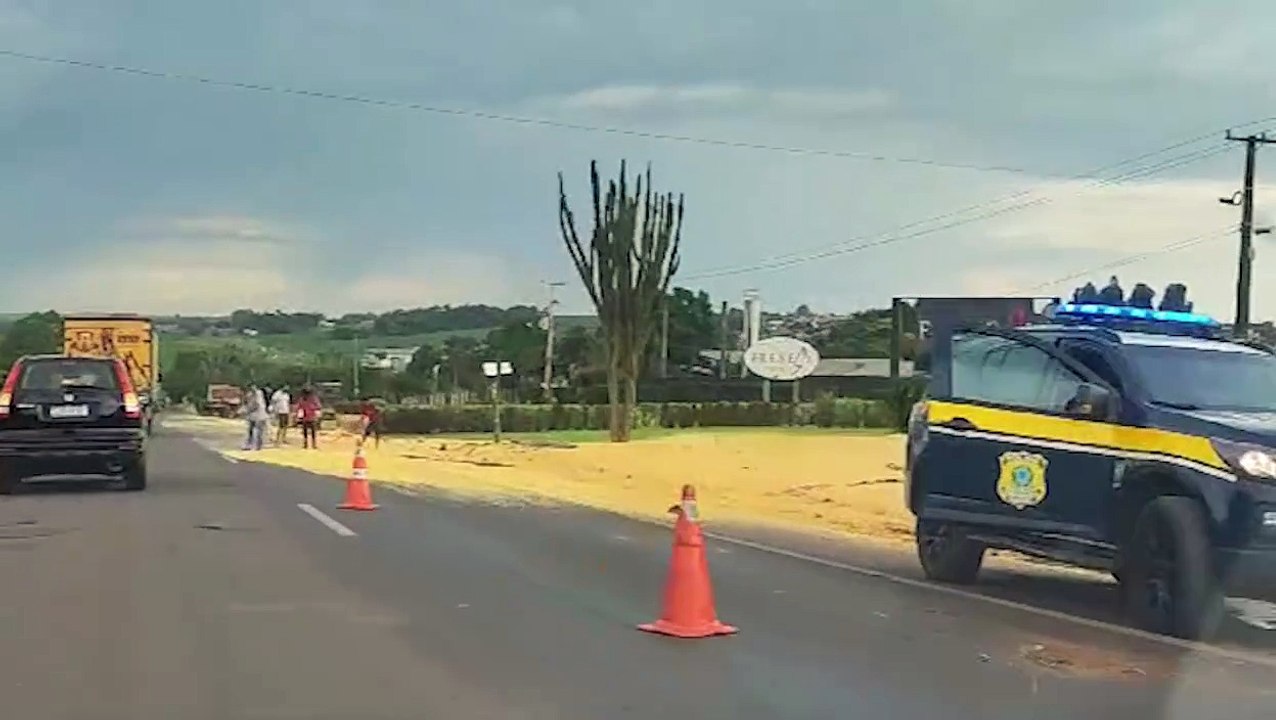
[651,287,716,369]
[406,344,444,385]
[558,160,683,441]
[554,325,603,378]
[485,321,547,380]
[440,336,485,392]
[0,311,62,368]
[811,307,919,360]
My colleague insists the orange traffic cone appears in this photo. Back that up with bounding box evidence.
[338,446,378,511]
[639,485,737,639]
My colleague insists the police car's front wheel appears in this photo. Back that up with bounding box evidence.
[916,520,985,584]
[1122,497,1224,641]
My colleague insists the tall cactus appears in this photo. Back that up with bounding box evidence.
[558,161,683,441]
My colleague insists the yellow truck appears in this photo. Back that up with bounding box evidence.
[63,315,160,431]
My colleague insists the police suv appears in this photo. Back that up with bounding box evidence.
[905,302,1276,639]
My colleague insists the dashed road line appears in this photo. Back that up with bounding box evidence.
[297,503,357,537]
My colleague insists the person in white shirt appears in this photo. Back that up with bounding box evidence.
[242,384,270,451]
[269,385,292,445]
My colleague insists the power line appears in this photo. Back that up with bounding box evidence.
[1015,224,1237,294]
[2,47,1261,291]
[1,47,1073,178]
[683,142,1236,281]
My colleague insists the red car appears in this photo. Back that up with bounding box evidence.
[0,354,147,493]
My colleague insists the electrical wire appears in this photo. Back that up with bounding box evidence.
[0,47,1077,178]
[683,143,1237,281]
[0,47,1259,288]
[1014,224,1238,295]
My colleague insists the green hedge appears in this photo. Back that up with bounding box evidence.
[380,398,892,435]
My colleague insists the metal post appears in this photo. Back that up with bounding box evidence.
[352,333,361,398]
[542,281,564,401]
[888,298,902,380]
[491,377,502,443]
[718,301,728,379]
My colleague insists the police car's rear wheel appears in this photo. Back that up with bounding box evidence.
[916,520,985,584]
[1122,497,1223,640]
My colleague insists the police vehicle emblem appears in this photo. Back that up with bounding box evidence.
[997,451,1048,510]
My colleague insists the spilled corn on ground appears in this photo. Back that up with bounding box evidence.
[179,414,914,545]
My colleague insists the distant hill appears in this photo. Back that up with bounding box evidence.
[158,313,600,368]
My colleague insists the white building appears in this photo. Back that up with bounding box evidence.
[359,347,418,372]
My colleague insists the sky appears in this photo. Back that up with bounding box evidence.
[3,0,1276,320]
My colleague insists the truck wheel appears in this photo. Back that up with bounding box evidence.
[1121,496,1223,640]
[916,519,985,584]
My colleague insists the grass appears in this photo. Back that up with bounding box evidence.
[431,425,896,444]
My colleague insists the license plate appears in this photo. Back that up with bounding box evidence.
[48,404,90,419]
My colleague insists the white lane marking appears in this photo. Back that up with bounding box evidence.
[1228,599,1276,631]
[297,503,357,537]
[191,438,239,463]
[694,528,1276,670]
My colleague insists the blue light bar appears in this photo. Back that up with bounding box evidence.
[1054,303,1220,327]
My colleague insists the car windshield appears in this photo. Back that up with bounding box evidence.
[1124,344,1276,411]
[19,360,119,392]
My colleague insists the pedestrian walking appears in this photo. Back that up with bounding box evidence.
[242,384,269,451]
[359,398,383,449]
[296,386,322,450]
[269,385,292,445]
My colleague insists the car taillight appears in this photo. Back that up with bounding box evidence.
[0,361,22,418]
[112,360,141,419]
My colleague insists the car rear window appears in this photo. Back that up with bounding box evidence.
[19,359,119,392]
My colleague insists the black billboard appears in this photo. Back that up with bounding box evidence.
[911,296,1041,375]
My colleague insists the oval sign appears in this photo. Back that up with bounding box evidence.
[744,337,821,381]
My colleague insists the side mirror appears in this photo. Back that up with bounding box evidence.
[1067,382,1114,420]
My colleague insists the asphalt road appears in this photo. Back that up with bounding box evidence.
[1,427,1273,719]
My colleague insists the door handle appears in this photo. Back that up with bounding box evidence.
[937,417,977,431]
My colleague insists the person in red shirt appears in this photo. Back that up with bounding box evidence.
[360,399,383,449]
[295,386,323,450]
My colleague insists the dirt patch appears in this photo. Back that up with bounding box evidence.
[1018,640,1171,682]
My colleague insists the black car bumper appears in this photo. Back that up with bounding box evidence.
[0,431,145,484]
[1217,546,1276,597]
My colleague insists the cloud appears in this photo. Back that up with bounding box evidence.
[980,178,1258,252]
[341,249,537,312]
[527,83,893,121]
[8,214,536,316]
[118,214,308,246]
[1128,5,1276,84]
[5,1,1276,325]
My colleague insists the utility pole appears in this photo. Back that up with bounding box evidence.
[741,289,760,379]
[1224,130,1276,336]
[718,301,728,379]
[541,281,565,402]
[352,332,361,399]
